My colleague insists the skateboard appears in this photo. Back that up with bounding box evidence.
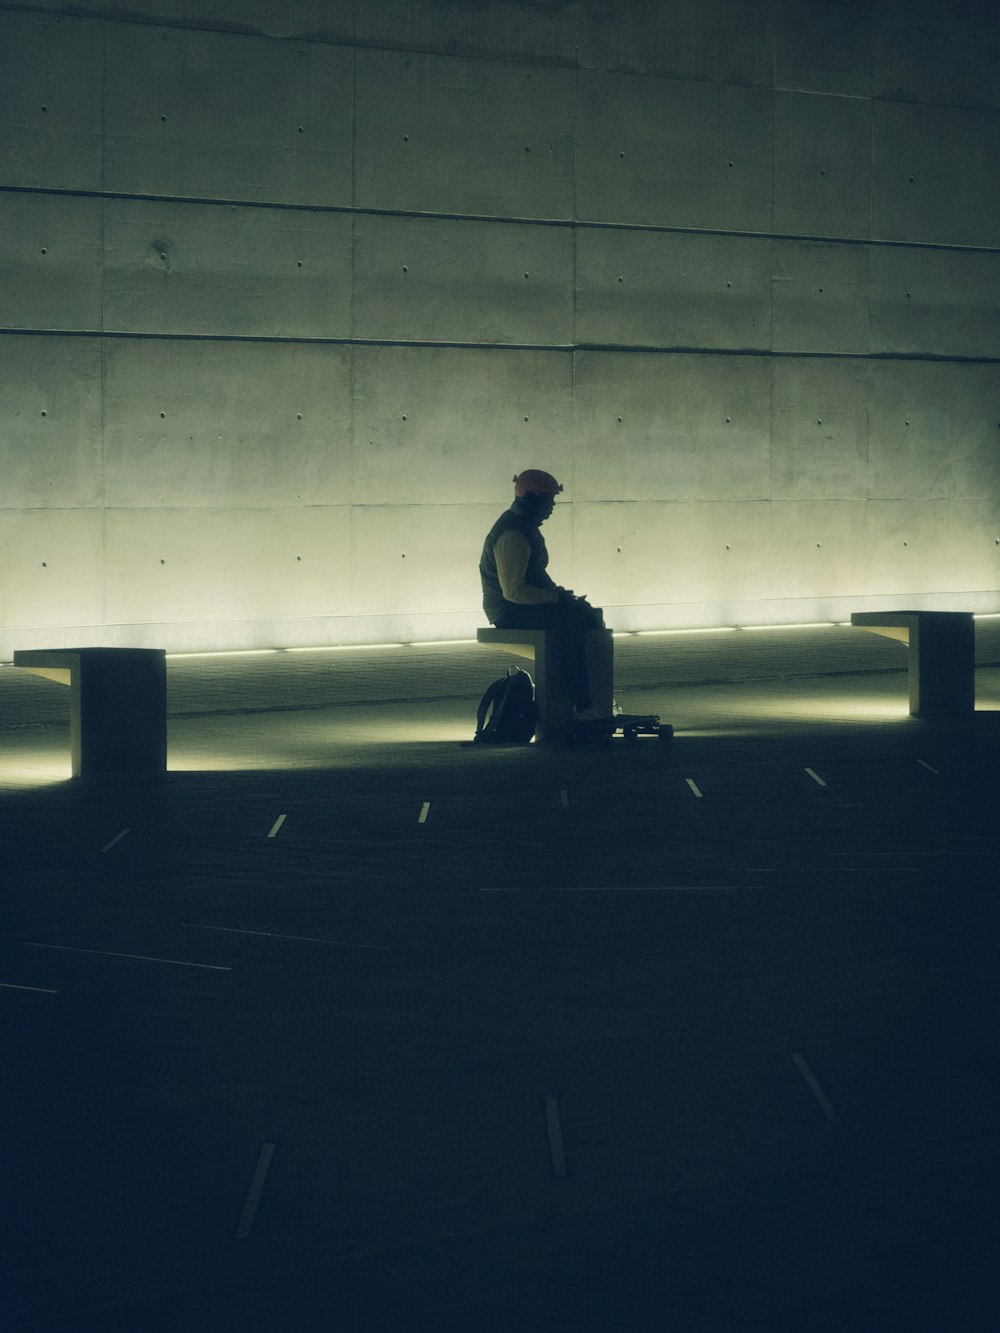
[568,712,673,747]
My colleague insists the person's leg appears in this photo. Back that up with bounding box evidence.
[495,603,592,708]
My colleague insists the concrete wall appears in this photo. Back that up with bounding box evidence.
[2,0,999,656]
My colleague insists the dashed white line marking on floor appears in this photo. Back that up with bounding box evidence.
[805,768,827,787]
[917,759,941,775]
[24,943,231,971]
[1,981,59,994]
[100,828,131,854]
[182,923,390,951]
[791,1052,840,1123]
[685,778,703,798]
[267,814,286,839]
[481,884,741,892]
[235,1142,276,1240]
[543,1094,568,1178]
[418,801,431,824]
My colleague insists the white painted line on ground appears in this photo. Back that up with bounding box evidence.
[559,788,570,810]
[543,1094,568,1178]
[917,759,941,775]
[24,943,231,971]
[481,885,741,892]
[805,768,827,787]
[100,828,131,854]
[182,923,390,951]
[418,801,431,824]
[235,1141,276,1240]
[685,778,703,798]
[267,814,287,839]
[791,1052,840,1124]
[1,981,59,994]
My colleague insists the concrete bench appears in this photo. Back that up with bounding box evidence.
[850,611,975,715]
[12,647,167,778]
[476,627,614,741]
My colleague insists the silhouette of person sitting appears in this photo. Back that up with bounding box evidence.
[480,469,604,713]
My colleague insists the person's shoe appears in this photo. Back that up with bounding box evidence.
[573,702,602,723]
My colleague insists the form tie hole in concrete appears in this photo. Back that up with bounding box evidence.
[402,265,408,273]
[296,414,303,420]
[297,261,303,268]
[41,248,48,255]
[296,555,302,562]
[41,410,47,417]
[160,412,166,419]
[617,416,623,423]
[160,558,166,565]
[41,561,48,568]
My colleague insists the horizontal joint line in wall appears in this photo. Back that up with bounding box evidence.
[2,185,998,257]
[3,329,1000,367]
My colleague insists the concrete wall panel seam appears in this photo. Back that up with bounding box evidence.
[6,186,1000,260]
[4,331,1000,368]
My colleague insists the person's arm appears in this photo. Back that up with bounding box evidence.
[494,529,559,605]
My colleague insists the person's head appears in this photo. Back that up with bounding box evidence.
[512,469,563,524]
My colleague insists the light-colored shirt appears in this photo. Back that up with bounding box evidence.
[493,528,559,605]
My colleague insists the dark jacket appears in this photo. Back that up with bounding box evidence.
[479,505,557,623]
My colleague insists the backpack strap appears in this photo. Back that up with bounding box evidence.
[474,676,504,738]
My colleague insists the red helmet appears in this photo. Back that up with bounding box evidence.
[513,469,563,497]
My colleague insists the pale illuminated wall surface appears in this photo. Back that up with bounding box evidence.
[2,0,999,655]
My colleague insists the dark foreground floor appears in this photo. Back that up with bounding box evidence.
[2,627,999,1332]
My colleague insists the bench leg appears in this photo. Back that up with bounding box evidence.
[72,656,168,777]
[533,638,571,742]
[910,618,975,715]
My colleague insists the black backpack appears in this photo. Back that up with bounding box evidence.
[473,668,538,744]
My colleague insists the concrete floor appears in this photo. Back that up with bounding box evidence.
[2,626,999,1331]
